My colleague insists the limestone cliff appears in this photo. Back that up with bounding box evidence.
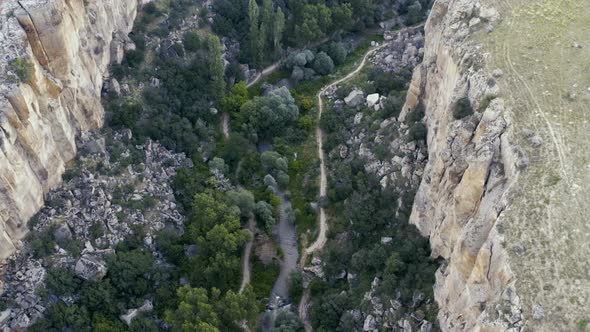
[406,0,590,331]
[0,0,143,259]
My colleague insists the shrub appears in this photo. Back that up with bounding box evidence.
[125,49,144,68]
[312,52,335,76]
[479,94,496,112]
[45,267,81,296]
[408,122,427,142]
[27,225,57,258]
[9,58,33,83]
[379,95,404,119]
[453,97,473,119]
[406,102,425,124]
[327,42,347,65]
[288,271,303,303]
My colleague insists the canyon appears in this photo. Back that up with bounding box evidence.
[1,0,589,331]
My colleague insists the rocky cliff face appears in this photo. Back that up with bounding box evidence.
[0,0,143,259]
[407,0,590,331]
[404,2,521,329]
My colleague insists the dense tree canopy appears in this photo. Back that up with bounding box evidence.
[240,87,300,141]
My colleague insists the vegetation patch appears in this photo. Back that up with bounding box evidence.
[8,58,33,83]
[453,97,474,119]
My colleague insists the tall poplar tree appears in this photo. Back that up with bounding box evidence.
[206,35,226,101]
[272,7,285,58]
[248,0,261,67]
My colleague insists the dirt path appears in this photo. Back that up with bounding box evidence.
[246,62,281,88]
[299,41,389,267]
[246,37,332,89]
[239,215,256,293]
[296,41,388,332]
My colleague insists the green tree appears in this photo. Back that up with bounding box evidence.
[312,52,335,75]
[272,8,286,58]
[259,0,274,61]
[183,31,201,52]
[327,42,347,65]
[199,219,249,256]
[254,201,276,233]
[221,81,249,116]
[30,303,89,331]
[207,35,226,101]
[272,310,303,331]
[166,285,258,331]
[187,193,238,239]
[226,189,256,217]
[261,151,288,173]
[330,4,354,32]
[288,271,303,303]
[248,0,261,67]
[165,286,220,332]
[407,1,424,25]
[80,280,119,316]
[106,249,154,299]
[216,286,258,329]
[241,87,299,140]
[45,267,81,297]
[92,313,126,332]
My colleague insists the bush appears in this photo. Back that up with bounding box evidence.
[26,225,57,258]
[288,271,303,303]
[379,95,404,119]
[254,201,276,233]
[453,97,473,119]
[183,31,201,52]
[45,267,81,296]
[327,42,347,65]
[312,52,335,76]
[406,102,425,124]
[408,122,427,142]
[125,49,145,68]
[9,58,33,83]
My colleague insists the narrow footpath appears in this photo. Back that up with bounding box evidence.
[297,41,388,331]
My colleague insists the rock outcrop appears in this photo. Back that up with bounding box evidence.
[0,130,189,329]
[0,0,144,259]
[404,1,522,330]
[406,0,590,331]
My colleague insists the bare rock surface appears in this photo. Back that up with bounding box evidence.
[0,0,144,260]
[0,130,189,330]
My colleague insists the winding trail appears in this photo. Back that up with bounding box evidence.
[299,41,389,267]
[297,41,388,332]
[239,215,256,294]
[246,62,282,88]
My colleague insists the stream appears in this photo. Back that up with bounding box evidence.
[260,187,299,331]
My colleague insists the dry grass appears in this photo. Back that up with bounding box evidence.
[477,0,590,329]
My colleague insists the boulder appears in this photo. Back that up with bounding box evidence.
[75,255,107,281]
[380,237,393,244]
[366,93,380,108]
[120,300,153,325]
[149,77,160,88]
[53,224,72,242]
[84,137,106,155]
[345,89,365,107]
[109,78,121,96]
[363,314,377,331]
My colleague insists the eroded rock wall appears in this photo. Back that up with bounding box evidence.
[0,0,142,259]
[405,0,525,330]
